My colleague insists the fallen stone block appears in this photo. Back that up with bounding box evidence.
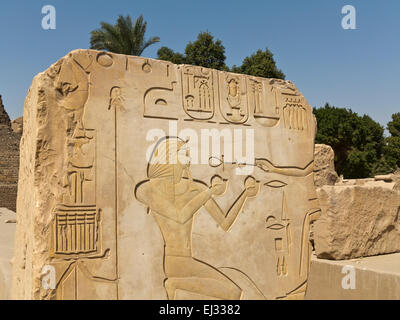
[314,181,400,260]
[306,253,400,300]
[313,144,338,187]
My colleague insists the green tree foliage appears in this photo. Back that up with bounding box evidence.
[384,113,400,169]
[388,113,400,137]
[157,31,228,71]
[157,46,186,64]
[314,103,390,178]
[184,32,228,71]
[231,49,285,79]
[90,15,160,56]
[157,32,286,79]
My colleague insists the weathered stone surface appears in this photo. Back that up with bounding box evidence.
[314,180,400,260]
[11,117,23,135]
[313,144,338,187]
[0,185,18,212]
[0,208,16,300]
[12,50,320,300]
[375,171,400,191]
[305,253,400,300]
[0,95,20,212]
[0,96,11,127]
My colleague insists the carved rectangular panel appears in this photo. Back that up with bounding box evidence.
[54,206,98,255]
[218,73,249,124]
[182,66,216,120]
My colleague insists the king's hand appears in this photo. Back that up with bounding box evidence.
[244,176,260,198]
[210,175,228,197]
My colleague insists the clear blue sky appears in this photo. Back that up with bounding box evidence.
[0,0,399,129]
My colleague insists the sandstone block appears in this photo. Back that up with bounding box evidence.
[313,144,338,187]
[314,181,400,260]
[12,50,320,300]
[11,117,23,135]
[306,253,400,300]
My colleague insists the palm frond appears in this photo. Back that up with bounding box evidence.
[89,14,160,56]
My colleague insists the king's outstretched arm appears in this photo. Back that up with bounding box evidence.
[256,159,314,177]
[204,177,260,232]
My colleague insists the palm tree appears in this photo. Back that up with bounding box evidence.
[90,15,160,56]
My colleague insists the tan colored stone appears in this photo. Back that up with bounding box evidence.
[11,117,23,135]
[375,171,400,191]
[0,208,16,300]
[314,181,400,260]
[305,253,400,300]
[12,50,320,300]
[313,144,338,187]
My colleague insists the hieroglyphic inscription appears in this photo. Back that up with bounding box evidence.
[182,66,215,120]
[219,74,249,124]
[251,79,281,127]
[54,205,99,255]
[265,187,292,277]
[250,79,263,115]
[282,97,308,131]
[52,53,100,258]
[54,127,99,257]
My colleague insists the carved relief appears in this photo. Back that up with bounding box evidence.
[219,74,249,124]
[143,81,178,120]
[142,59,152,73]
[266,192,292,277]
[97,52,114,68]
[139,59,181,120]
[182,66,215,120]
[299,207,321,278]
[55,53,90,138]
[255,159,314,177]
[109,87,124,111]
[54,205,99,255]
[49,52,118,299]
[250,79,263,115]
[54,124,99,258]
[135,137,260,299]
[265,79,310,132]
[283,100,308,131]
[16,51,320,301]
[250,79,280,127]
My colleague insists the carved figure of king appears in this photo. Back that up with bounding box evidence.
[135,137,260,300]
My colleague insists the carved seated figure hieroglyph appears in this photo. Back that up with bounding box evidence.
[135,137,260,300]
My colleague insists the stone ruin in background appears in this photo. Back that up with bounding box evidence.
[0,95,20,212]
